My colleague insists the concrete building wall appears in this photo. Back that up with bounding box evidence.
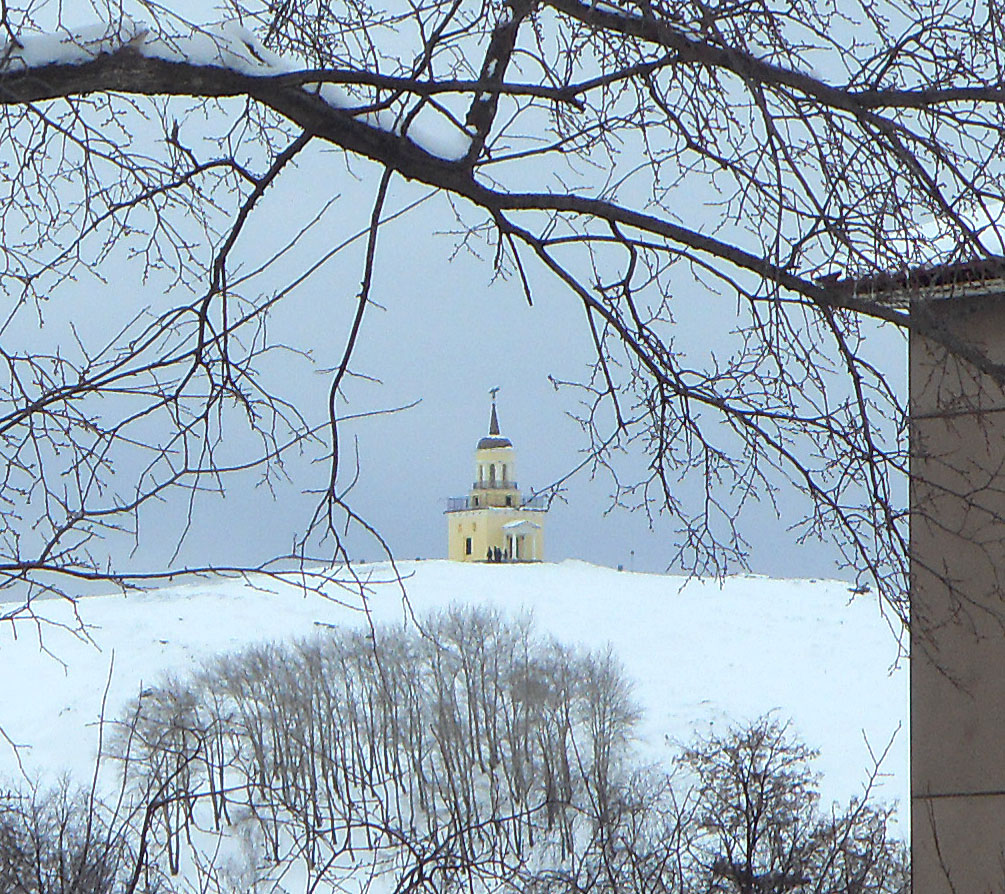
[911,294,1005,892]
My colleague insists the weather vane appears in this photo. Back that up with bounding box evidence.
[489,386,500,401]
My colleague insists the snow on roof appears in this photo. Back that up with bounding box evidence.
[828,256,1005,308]
[502,519,542,531]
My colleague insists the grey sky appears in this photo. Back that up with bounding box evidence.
[113,164,904,580]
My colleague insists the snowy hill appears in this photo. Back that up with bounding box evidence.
[0,559,907,829]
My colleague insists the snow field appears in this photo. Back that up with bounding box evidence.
[0,559,907,833]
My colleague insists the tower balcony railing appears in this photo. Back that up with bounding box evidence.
[520,492,549,510]
[445,493,549,512]
[472,480,519,491]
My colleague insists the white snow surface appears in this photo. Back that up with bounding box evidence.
[1,21,141,68]
[0,559,907,827]
[2,19,290,76]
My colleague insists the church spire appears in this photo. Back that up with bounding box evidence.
[489,387,500,435]
[477,388,512,449]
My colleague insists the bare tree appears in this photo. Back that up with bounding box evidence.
[4,0,1005,628]
[0,781,135,894]
[494,717,908,894]
[105,606,643,892]
[679,718,908,894]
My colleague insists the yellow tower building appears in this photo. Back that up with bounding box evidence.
[446,395,547,562]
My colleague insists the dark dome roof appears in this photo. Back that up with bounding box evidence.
[477,435,512,449]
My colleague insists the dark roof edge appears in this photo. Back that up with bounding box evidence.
[824,256,1005,307]
[477,435,513,450]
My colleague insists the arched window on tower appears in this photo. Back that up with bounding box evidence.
[490,463,496,485]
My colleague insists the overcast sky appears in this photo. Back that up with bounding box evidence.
[108,161,904,582]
